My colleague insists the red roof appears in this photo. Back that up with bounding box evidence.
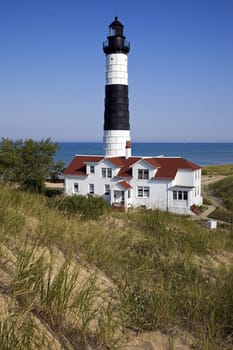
[117,180,132,189]
[63,155,104,176]
[152,157,200,179]
[63,155,201,179]
[107,157,141,178]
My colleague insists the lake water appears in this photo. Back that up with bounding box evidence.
[55,142,233,167]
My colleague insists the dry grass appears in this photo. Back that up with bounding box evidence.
[0,183,233,349]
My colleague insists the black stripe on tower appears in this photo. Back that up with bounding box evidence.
[104,85,130,130]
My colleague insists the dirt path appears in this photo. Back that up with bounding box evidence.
[192,175,226,221]
[202,175,225,208]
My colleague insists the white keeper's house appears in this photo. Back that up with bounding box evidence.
[63,17,203,214]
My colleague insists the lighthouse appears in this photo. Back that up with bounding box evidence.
[64,17,203,214]
[103,17,131,157]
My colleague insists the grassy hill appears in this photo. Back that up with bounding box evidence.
[202,163,233,176]
[202,164,233,224]
[0,181,233,349]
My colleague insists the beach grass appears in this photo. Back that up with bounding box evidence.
[202,163,233,176]
[0,182,233,348]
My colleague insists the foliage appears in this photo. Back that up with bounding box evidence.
[203,197,212,205]
[44,188,63,197]
[209,208,233,224]
[202,164,233,176]
[1,184,233,348]
[11,241,118,349]
[48,160,64,182]
[0,138,64,193]
[209,175,233,211]
[48,194,111,220]
[0,314,37,350]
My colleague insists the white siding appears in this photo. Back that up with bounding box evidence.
[64,159,202,215]
[174,169,194,187]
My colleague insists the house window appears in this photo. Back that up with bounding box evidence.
[137,186,150,198]
[173,190,188,200]
[102,167,112,178]
[102,168,106,178]
[90,165,95,174]
[144,187,150,197]
[105,184,110,195]
[107,168,112,178]
[89,184,94,194]
[74,183,79,194]
[138,169,149,179]
[128,190,131,198]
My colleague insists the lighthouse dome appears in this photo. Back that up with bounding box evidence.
[109,16,124,37]
[103,16,130,55]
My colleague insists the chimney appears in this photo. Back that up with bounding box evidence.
[125,140,131,159]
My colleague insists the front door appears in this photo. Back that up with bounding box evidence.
[113,190,125,205]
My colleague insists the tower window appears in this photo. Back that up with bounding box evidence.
[110,28,116,36]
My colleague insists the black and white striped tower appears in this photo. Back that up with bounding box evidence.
[103,17,131,157]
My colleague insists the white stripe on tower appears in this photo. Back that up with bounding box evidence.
[105,53,128,85]
[103,17,131,158]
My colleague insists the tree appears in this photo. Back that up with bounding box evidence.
[0,138,64,193]
[49,160,65,182]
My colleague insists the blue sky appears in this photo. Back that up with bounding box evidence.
[1,0,233,142]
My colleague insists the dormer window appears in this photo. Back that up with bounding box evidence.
[138,169,149,180]
[102,167,112,178]
[90,165,95,174]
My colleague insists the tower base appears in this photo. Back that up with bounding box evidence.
[103,130,131,157]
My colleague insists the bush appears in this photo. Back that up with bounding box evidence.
[0,138,64,193]
[203,197,212,205]
[44,188,63,197]
[209,208,233,224]
[49,194,110,220]
[210,176,233,211]
[202,164,233,176]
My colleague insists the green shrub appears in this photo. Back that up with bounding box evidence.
[12,241,119,349]
[202,164,233,176]
[214,268,233,337]
[203,197,212,205]
[44,188,63,197]
[209,208,233,224]
[210,176,233,210]
[48,194,110,220]
[0,314,36,350]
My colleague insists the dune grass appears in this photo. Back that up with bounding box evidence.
[207,175,233,224]
[0,183,233,349]
[209,175,233,211]
[202,163,233,176]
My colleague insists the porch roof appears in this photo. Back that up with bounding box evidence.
[116,180,132,190]
[170,185,195,189]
